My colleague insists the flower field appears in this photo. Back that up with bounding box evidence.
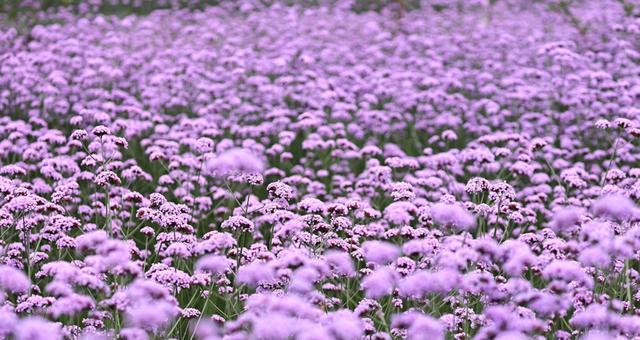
[1,0,640,339]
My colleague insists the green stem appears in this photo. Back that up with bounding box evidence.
[626,260,634,312]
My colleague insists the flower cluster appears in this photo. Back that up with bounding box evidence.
[1,0,640,339]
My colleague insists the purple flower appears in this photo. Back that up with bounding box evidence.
[0,265,30,294]
[15,317,62,340]
[0,310,17,338]
[3,2,640,337]
[361,267,397,299]
[195,255,233,275]
[119,327,151,339]
[251,314,305,339]
[581,330,615,340]
[91,126,111,137]
[391,311,444,340]
[570,304,609,328]
[237,262,275,287]
[324,250,355,277]
[125,301,179,333]
[578,246,611,268]
[362,241,400,265]
[398,269,461,298]
[48,294,95,319]
[95,170,121,187]
[501,241,537,276]
[267,181,295,201]
[592,195,639,221]
[542,260,593,288]
[429,203,476,231]
[205,148,265,176]
[549,206,584,232]
[323,310,365,340]
[220,215,255,233]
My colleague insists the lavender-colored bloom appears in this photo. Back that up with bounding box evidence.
[220,215,255,233]
[391,311,444,340]
[549,206,584,232]
[324,250,355,277]
[119,327,149,340]
[361,267,397,299]
[48,294,95,318]
[95,170,121,187]
[289,266,322,294]
[0,310,17,338]
[362,241,400,265]
[501,242,537,277]
[75,230,109,252]
[570,304,609,328]
[384,201,417,225]
[14,317,62,340]
[125,301,179,333]
[251,314,304,339]
[195,255,233,275]
[581,330,615,340]
[190,319,221,340]
[578,246,611,268]
[495,331,529,340]
[323,310,365,340]
[429,203,476,231]
[592,195,639,221]
[3,1,640,337]
[0,265,30,294]
[542,260,593,288]
[205,148,265,176]
[237,262,275,287]
[267,181,295,201]
[398,269,461,298]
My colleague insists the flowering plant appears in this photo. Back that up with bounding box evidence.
[1,0,640,339]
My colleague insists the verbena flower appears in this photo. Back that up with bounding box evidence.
[237,262,275,287]
[362,241,400,265]
[205,148,265,177]
[14,317,62,340]
[1,2,640,338]
[361,267,397,299]
[0,265,30,294]
[592,195,639,221]
[429,203,476,231]
[195,255,233,275]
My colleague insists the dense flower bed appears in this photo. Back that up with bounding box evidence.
[1,0,640,339]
